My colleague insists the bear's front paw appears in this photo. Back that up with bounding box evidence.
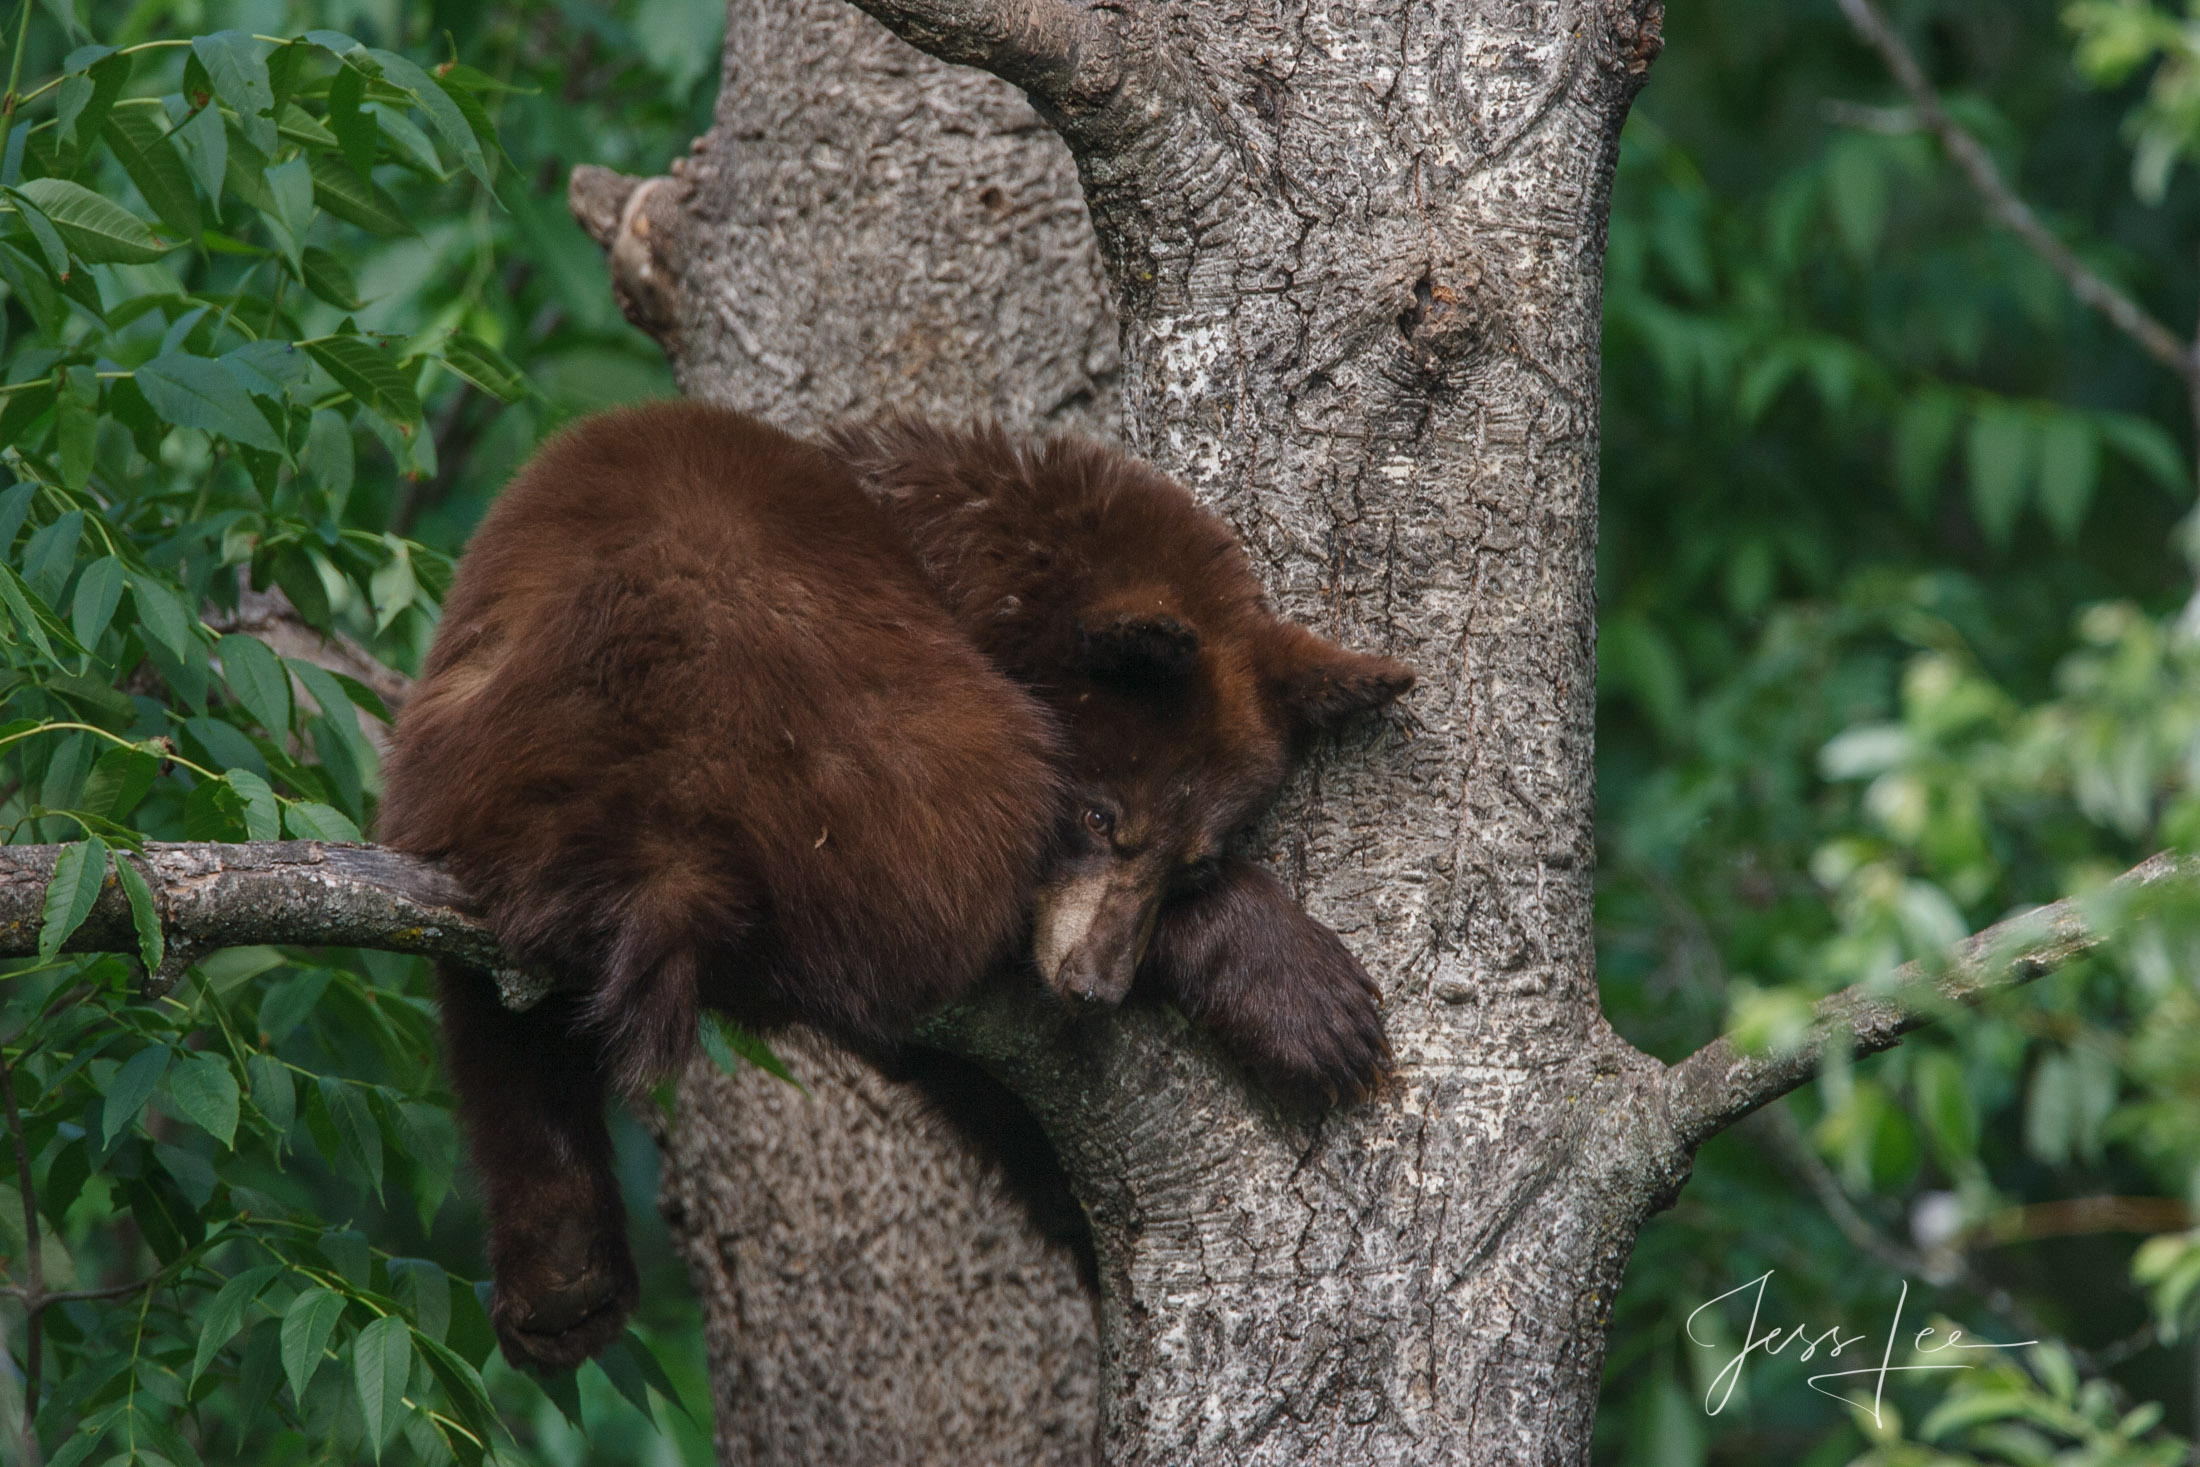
[489,1214,642,1373]
[1140,857,1391,1108]
[1220,946,1391,1107]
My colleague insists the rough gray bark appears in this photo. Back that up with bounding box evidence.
[569,2,1120,1459]
[0,842,507,994]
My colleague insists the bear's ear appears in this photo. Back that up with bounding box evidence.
[1076,588,1202,684]
[1263,623,1414,734]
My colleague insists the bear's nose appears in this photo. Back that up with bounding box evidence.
[1054,943,1135,1007]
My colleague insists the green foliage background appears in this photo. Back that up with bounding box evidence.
[7,0,2200,1462]
[1599,1,2200,1463]
[0,0,714,1462]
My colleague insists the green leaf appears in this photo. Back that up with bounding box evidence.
[70,554,124,647]
[436,72,500,170]
[302,408,356,516]
[300,245,360,309]
[321,1227,371,1285]
[79,743,157,820]
[302,29,371,59]
[0,564,61,663]
[1826,136,1887,261]
[539,1365,585,1432]
[172,100,228,209]
[52,74,93,155]
[390,1257,450,1342]
[53,387,93,488]
[7,190,71,276]
[104,106,201,241]
[0,481,35,555]
[597,1331,695,1425]
[370,536,415,633]
[102,1042,170,1145]
[217,633,292,736]
[2098,411,2189,497]
[113,851,163,975]
[303,335,421,427]
[266,542,333,631]
[134,350,285,452]
[1965,405,2030,549]
[192,32,274,143]
[38,836,107,962]
[2036,414,2098,543]
[183,775,246,840]
[620,1330,693,1423]
[225,768,281,841]
[190,1263,283,1385]
[307,151,415,237]
[700,1014,801,1089]
[318,1074,383,1196]
[125,570,196,663]
[188,714,265,779]
[1912,1049,1979,1166]
[415,1334,499,1444]
[325,63,377,179]
[367,49,491,187]
[248,1052,294,1138]
[276,101,339,150]
[353,1314,413,1458]
[23,508,82,604]
[439,331,529,403]
[331,672,392,726]
[0,245,62,339]
[595,1332,662,1424]
[285,801,362,843]
[11,178,168,263]
[167,1051,240,1147]
[280,1287,345,1403]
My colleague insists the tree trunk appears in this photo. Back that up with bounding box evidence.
[569,2,1119,1460]
[574,0,1677,1459]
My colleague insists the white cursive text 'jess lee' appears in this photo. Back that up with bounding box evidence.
[1684,1271,2035,1425]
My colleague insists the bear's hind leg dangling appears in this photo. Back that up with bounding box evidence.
[436,964,640,1372]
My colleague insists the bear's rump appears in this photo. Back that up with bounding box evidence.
[383,418,1062,1045]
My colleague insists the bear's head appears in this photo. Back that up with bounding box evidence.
[833,419,1414,1009]
[1034,585,1412,1005]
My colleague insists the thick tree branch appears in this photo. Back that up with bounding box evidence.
[1837,0,2195,378]
[838,0,1126,121]
[566,166,681,338]
[1661,850,2193,1153]
[0,842,550,1008]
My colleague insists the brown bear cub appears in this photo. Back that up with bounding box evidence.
[379,402,1412,1372]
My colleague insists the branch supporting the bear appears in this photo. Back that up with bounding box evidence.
[0,841,550,1006]
[1660,850,2192,1153]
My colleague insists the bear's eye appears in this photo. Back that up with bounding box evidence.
[1081,807,1115,841]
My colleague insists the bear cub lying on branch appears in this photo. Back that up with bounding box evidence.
[380,402,1413,1371]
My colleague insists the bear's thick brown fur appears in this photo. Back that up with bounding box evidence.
[380,402,1410,1371]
